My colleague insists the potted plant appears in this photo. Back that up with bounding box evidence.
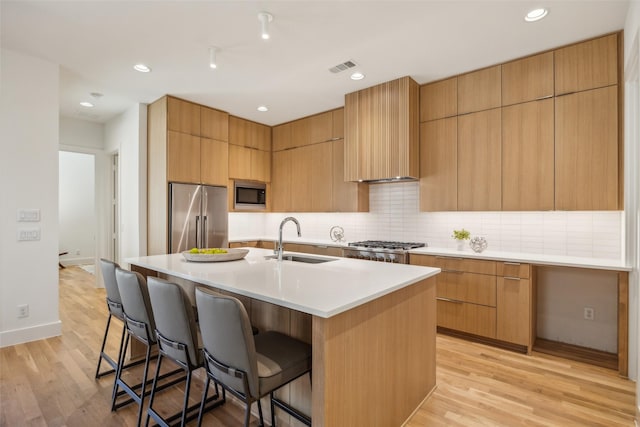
[452,228,470,251]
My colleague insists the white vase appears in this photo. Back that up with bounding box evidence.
[456,240,464,251]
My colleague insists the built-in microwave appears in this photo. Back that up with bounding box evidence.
[234,181,266,210]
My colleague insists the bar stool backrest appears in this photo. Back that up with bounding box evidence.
[115,268,157,344]
[147,277,201,368]
[100,258,124,319]
[195,288,259,398]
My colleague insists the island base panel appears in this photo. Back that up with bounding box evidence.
[312,277,436,426]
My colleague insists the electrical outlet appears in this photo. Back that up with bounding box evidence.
[584,307,595,321]
[17,304,29,318]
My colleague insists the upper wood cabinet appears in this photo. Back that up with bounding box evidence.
[201,137,228,186]
[332,139,369,212]
[167,97,200,135]
[271,150,293,211]
[555,33,618,95]
[201,107,229,141]
[555,86,618,210]
[167,130,201,184]
[344,76,419,181]
[272,108,343,151]
[420,117,457,211]
[502,98,554,211]
[229,116,270,151]
[457,108,501,211]
[502,52,554,106]
[420,77,457,122]
[457,65,501,114]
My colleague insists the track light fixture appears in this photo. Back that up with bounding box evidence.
[258,12,273,40]
[209,47,217,69]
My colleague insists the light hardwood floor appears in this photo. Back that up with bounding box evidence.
[0,266,636,426]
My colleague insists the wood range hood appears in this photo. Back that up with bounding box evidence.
[344,76,420,182]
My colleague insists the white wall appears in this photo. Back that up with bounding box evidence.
[104,104,148,264]
[59,116,104,150]
[0,49,61,347]
[58,151,95,265]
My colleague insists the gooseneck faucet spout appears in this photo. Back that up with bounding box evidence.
[277,217,301,262]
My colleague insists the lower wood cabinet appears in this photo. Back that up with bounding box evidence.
[283,243,343,257]
[411,254,532,352]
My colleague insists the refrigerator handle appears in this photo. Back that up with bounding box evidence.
[203,216,208,248]
[195,215,200,248]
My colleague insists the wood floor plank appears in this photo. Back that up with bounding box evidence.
[0,266,635,426]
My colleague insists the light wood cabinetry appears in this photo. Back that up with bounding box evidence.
[271,150,293,212]
[332,108,344,139]
[201,107,229,141]
[554,33,618,95]
[272,108,343,151]
[496,262,532,350]
[419,117,457,211]
[309,143,333,212]
[410,254,533,351]
[457,65,501,114]
[228,116,271,183]
[502,98,554,211]
[200,137,228,186]
[167,131,201,184]
[283,243,343,257]
[344,76,419,181]
[167,97,200,135]
[457,108,501,211]
[332,139,369,212]
[420,77,457,122]
[555,86,618,210]
[502,52,554,106]
[290,146,313,212]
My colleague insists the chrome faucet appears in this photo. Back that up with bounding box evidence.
[276,217,301,262]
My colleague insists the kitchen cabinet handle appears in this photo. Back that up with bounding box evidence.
[442,269,464,274]
[503,276,521,281]
[436,256,464,261]
[437,297,464,304]
[535,95,553,101]
[315,245,328,249]
[504,262,521,266]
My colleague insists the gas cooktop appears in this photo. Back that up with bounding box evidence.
[347,240,426,251]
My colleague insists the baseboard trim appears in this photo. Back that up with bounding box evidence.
[0,320,62,348]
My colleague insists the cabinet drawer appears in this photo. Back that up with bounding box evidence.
[416,254,496,275]
[437,271,496,306]
[229,241,258,248]
[437,299,496,339]
[497,262,531,279]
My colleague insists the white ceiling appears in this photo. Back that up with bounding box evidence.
[1,1,630,126]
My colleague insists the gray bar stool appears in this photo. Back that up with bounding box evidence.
[145,277,225,427]
[113,268,185,427]
[195,287,312,427]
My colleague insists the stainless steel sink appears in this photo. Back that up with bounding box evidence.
[265,253,337,264]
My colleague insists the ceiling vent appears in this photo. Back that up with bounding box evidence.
[329,60,357,74]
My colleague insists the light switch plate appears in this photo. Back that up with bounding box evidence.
[17,209,40,222]
[17,228,40,241]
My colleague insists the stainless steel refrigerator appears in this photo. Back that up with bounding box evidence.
[169,183,228,253]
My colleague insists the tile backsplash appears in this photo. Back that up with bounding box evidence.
[229,181,623,260]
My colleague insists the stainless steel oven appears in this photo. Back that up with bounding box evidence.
[342,240,426,264]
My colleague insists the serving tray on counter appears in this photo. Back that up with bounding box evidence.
[181,248,249,262]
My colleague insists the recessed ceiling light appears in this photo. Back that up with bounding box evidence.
[350,72,365,81]
[525,8,548,22]
[133,64,151,73]
[257,105,269,112]
[90,92,103,99]
[80,101,94,108]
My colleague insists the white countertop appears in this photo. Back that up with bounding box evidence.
[230,236,349,248]
[126,248,440,318]
[408,247,631,272]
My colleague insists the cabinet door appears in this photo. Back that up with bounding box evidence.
[496,277,531,346]
[457,65,501,114]
[310,142,333,212]
[332,108,344,139]
[230,116,271,151]
[271,150,292,211]
[420,117,457,211]
[201,107,229,141]
[502,51,554,106]
[167,97,200,135]
[273,122,293,151]
[555,86,618,210]
[437,299,496,339]
[167,131,201,183]
[420,77,457,122]
[309,111,333,144]
[290,146,313,212]
[457,108,501,211]
[437,271,497,307]
[502,98,554,211]
[228,144,251,180]
[200,138,228,186]
[291,118,310,148]
[254,122,272,151]
[332,139,369,212]
[251,149,271,182]
[555,33,618,95]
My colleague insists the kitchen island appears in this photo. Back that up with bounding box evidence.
[127,248,440,426]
